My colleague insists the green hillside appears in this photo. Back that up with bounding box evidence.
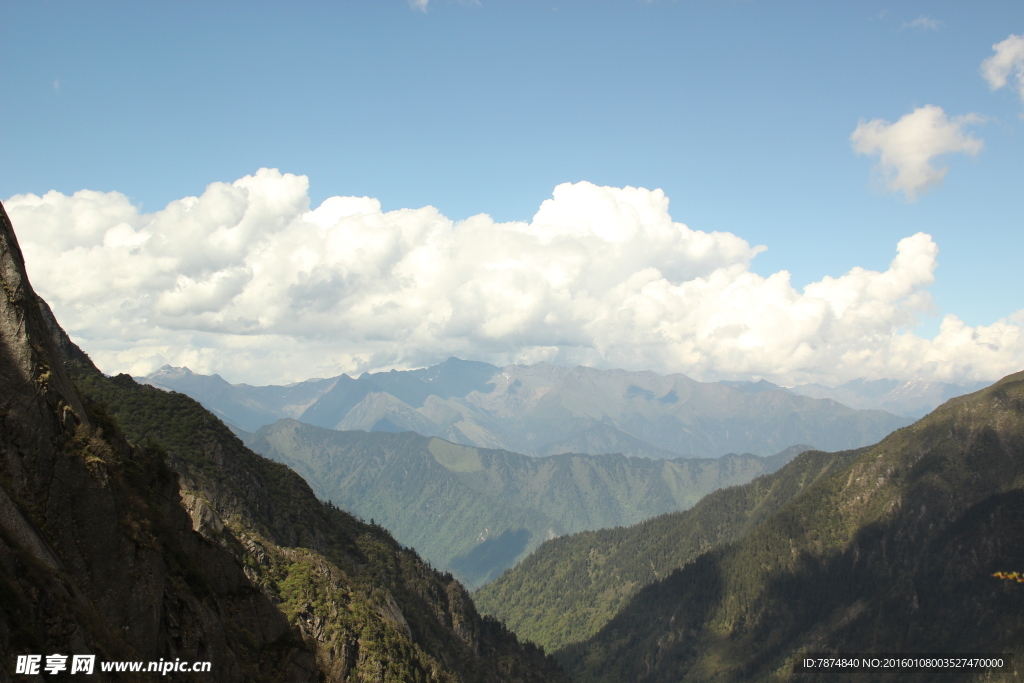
[558,373,1024,682]
[474,446,860,651]
[244,419,801,587]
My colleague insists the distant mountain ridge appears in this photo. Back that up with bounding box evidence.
[720,377,991,417]
[787,377,991,418]
[242,420,808,587]
[144,360,913,458]
[143,364,338,430]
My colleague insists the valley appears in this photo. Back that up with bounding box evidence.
[240,420,806,587]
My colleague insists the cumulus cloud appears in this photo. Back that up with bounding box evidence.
[982,33,1024,105]
[850,105,984,200]
[7,169,1023,386]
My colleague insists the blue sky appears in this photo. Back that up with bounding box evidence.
[2,1,1023,385]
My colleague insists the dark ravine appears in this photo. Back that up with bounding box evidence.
[242,420,806,588]
[0,201,567,681]
[551,375,1024,682]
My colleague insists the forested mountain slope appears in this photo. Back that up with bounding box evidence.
[558,374,1024,682]
[243,420,804,587]
[474,446,861,652]
[0,201,566,682]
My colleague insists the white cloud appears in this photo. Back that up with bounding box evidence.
[903,15,942,31]
[850,105,984,200]
[7,169,1024,386]
[982,33,1024,105]
[409,0,429,11]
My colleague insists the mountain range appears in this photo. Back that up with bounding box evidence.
[144,361,914,459]
[241,420,807,587]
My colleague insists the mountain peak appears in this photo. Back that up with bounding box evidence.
[718,378,786,394]
[152,364,195,376]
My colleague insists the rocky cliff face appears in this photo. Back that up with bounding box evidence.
[1,200,316,681]
[0,201,566,682]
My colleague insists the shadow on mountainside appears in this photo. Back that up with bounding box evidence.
[559,489,1024,683]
